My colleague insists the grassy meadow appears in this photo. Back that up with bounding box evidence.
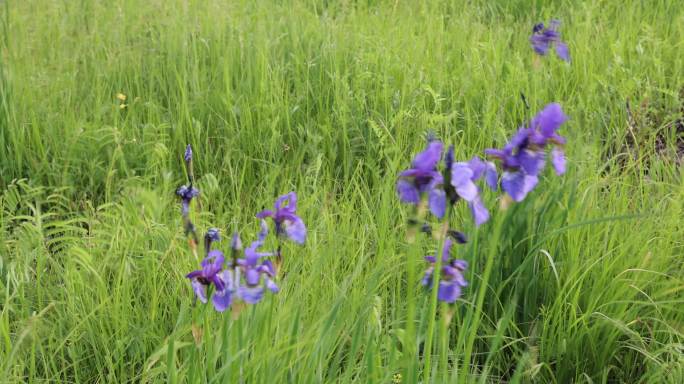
[1,0,683,382]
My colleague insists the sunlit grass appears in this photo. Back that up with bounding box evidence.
[1,0,682,382]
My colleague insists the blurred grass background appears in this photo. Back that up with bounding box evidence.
[0,0,682,382]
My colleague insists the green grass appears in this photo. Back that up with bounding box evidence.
[1,0,683,382]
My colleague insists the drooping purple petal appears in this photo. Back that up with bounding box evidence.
[451,163,478,201]
[428,186,446,219]
[437,281,462,303]
[555,42,570,61]
[518,149,546,176]
[239,285,264,304]
[551,147,566,175]
[502,171,538,202]
[265,278,279,293]
[484,161,498,191]
[284,216,307,244]
[469,196,490,226]
[191,280,207,303]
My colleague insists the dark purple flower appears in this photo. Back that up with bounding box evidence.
[186,250,235,311]
[530,19,570,62]
[486,103,568,201]
[397,140,445,218]
[257,192,306,244]
[184,144,193,163]
[236,221,279,304]
[204,227,220,255]
[176,184,199,215]
[421,238,468,303]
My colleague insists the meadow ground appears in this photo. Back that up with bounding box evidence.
[1,1,683,382]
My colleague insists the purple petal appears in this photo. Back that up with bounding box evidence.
[441,238,453,262]
[484,161,498,191]
[555,42,570,61]
[428,187,446,219]
[265,278,279,293]
[412,141,443,171]
[469,197,490,226]
[551,147,566,175]
[518,149,546,176]
[284,216,306,244]
[239,285,264,304]
[484,148,506,159]
[396,179,420,204]
[186,270,203,279]
[212,288,232,312]
[530,34,550,55]
[502,171,538,202]
[532,103,568,138]
[256,210,274,219]
[245,268,261,286]
[451,163,478,201]
[468,157,486,180]
[191,280,207,304]
[452,259,468,271]
[424,255,437,263]
[437,281,462,303]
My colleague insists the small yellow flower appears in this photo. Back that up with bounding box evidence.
[392,373,402,384]
[116,93,127,101]
[119,103,128,109]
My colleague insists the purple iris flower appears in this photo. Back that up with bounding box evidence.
[396,140,445,218]
[176,184,199,215]
[186,250,234,312]
[421,238,468,303]
[485,103,568,201]
[530,19,570,62]
[236,221,279,304]
[257,192,306,244]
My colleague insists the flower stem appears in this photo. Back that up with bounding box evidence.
[460,212,504,383]
[404,201,426,382]
[422,210,450,383]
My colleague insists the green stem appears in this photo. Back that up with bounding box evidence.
[460,213,505,383]
[404,201,427,383]
[422,211,450,383]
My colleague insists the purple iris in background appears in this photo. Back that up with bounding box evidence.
[186,250,234,312]
[236,221,280,304]
[204,227,220,254]
[485,103,568,202]
[176,184,199,215]
[421,238,468,303]
[257,192,306,244]
[530,20,570,62]
[396,140,445,218]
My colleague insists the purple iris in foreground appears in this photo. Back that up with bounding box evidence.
[421,238,468,303]
[396,140,445,218]
[485,103,568,202]
[257,192,306,244]
[186,250,235,312]
[530,20,570,62]
[236,221,279,304]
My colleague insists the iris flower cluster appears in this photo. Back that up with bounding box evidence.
[397,103,569,303]
[177,145,306,312]
[396,137,497,303]
[485,103,568,202]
